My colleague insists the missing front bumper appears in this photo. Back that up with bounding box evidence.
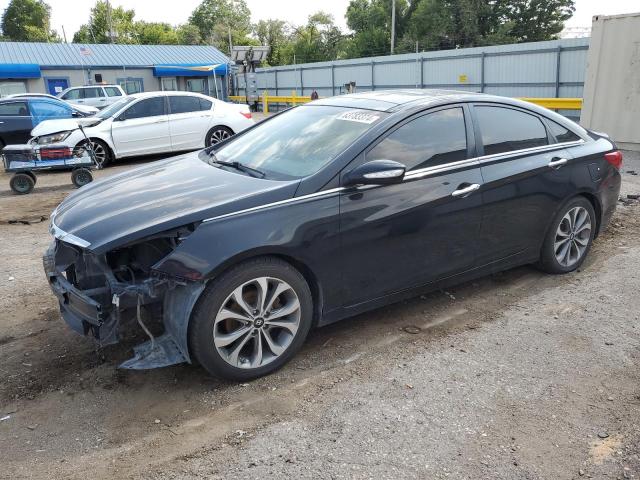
[43,240,204,369]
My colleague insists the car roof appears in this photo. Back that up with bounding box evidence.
[67,84,121,89]
[312,89,543,112]
[127,90,211,100]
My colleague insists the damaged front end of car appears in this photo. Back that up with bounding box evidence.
[43,222,205,370]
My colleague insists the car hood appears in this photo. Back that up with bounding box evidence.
[52,152,298,253]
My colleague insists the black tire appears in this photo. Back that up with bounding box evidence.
[71,168,93,188]
[189,257,313,381]
[538,196,596,274]
[75,139,112,167]
[24,171,37,185]
[205,126,234,147]
[9,173,35,194]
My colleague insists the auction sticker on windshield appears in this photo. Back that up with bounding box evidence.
[337,111,381,124]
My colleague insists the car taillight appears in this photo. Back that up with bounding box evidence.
[604,150,623,170]
[40,147,72,159]
[240,112,252,119]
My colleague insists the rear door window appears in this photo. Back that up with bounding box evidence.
[82,87,104,98]
[0,102,29,116]
[168,95,202,114]
[367,107,468,170]
[122,97,166,119]
[475,106,548,156]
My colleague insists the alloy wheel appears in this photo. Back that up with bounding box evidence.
[77,141,106,166]
[210,128,231,145]
[213,276,301,369]
[554,206,592,268]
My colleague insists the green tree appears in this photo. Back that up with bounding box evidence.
[189,0,254,52]
[73,0,136,44]
[254,19,292,66]
[345,0,409,58]
[493,0,575,42]
[1,0,59,42]
[290,12,345,63]
[176,23,202,45]
[135,21,179,45]
[401,0,575,51]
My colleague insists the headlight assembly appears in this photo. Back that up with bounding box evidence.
[37,131,72,145]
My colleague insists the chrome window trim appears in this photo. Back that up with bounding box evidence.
[477,139,585,164]
[201,139,585,223]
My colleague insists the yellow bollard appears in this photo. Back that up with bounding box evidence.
[262,90,269,114]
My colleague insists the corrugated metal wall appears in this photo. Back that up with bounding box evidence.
[235,38,589,113]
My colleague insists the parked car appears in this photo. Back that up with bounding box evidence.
[6,93,100,116]
[33,91,253,166]
[57,84,126,109]
[44,90,622,380]
[0,97,85,148]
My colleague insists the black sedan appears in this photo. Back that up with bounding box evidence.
[0,96,86,148]
[43,90,622,380]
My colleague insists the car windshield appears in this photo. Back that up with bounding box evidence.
[211,105,387,180]
[96,97,134,119]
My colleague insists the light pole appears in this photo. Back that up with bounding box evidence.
[391,0,396,54]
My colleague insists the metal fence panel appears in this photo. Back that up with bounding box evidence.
[234,38,590,103]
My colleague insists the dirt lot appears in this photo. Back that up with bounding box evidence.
[1,152,639,480]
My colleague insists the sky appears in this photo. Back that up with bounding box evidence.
[0,0,638,40]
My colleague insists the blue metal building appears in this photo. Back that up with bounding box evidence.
[0,42,231,99]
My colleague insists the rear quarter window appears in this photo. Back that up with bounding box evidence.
[548,120,581,143]
[104,86,122,97]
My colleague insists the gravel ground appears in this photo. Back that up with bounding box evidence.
[0,150,639,480]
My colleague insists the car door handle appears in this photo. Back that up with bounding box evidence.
[153,119,167,123]
[548,158,568,169]
[451,183,481,197]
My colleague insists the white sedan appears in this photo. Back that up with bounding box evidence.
[31,91,254,166]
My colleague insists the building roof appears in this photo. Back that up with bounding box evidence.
[0,42,230,68]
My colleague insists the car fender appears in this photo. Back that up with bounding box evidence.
[152,189,343,312]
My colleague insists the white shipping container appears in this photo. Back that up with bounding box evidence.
[581,12,640,151]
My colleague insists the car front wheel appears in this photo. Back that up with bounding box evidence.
[75,139,111,167]
[189,257,313,380]
[538,196,596,274]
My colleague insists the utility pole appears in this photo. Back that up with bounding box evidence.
[391,0,396,54]
[61,25,67,43]
[228,26,233,55]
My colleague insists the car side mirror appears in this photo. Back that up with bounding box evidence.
[344,159,406,186]
[72,111,83,118]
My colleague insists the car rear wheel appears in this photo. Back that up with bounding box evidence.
[206,126,233,147]
[75,139,111,167]
[538,197,596,274]
[189,257,313,380]
[10,173,35,194]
